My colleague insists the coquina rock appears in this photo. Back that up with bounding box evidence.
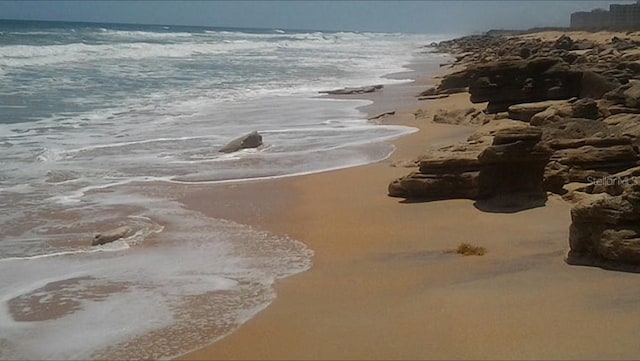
[603,113,640,145]
[600,81,640,115]
[507,100,567,122]
[388,156,480,200]
[429,31,640,270]
[529,98,600,126]
[389,127,551,207]
[434,33,637,113]
[568,182,640,268]
[468,57,584,113]
[542,129,640,194]
[477,127,552,200]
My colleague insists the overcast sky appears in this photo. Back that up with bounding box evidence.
[0,1,634,34]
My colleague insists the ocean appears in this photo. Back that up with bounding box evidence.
[0,19,451,359]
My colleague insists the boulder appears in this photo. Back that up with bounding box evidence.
[580,71,618,99]
[219,131,263,153]
[92,226,133,246]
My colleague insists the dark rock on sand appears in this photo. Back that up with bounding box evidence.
[219,131,263,153]
[368,111,396,121]
[417,87,437,97]
[419,94,450,101]
[432,107,488,126]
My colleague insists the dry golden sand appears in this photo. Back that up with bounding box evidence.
[179,50,640,360]
[517,30,640,43]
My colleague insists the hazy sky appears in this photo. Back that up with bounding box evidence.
[0,1,634,34]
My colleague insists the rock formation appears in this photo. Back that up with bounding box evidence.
[433,34,637,114]
[400,32,640,269]
[467,57,584,113]
[388,155,481,200]
[568,181,640,269]
[477,128,552,201]
[389,127,551,209]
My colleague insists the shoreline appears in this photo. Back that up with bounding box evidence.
[177,51,468,358]
[181,31,640,360]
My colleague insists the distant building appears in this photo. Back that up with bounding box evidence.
[610,2,640,29]
[570,9,610,30]
[570,1,640,30]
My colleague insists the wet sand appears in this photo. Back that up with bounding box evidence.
[179,43,640,360]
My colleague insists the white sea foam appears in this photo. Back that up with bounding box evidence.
[0,23,452,359]
[96,29,195,39]
[0,200,312,360]
[0,242,130,262]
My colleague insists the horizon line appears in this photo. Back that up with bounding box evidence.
[0,17,406,35]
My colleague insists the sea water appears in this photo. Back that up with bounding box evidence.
[0,19,452,359]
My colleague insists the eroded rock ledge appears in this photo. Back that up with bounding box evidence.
[393,32,640,269]
[389,127,551,210]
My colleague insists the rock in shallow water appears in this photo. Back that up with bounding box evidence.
[319,84,383,95]
[92,226,133,246]
[219,131,263,153]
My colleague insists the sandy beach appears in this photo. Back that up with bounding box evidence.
[180,31,640,360]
